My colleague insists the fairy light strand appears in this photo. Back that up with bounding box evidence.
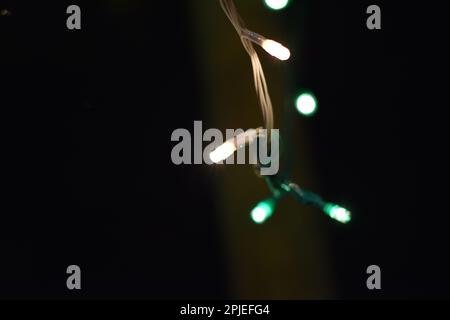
[219,0,291,131]
[217,0,351,225]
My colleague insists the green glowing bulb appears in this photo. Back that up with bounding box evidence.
[251,199,276,224]
[296,92,318,117]
[324,203,352,224]
[264,0,290,11]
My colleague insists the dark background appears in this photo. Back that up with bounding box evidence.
[0,1,441,299]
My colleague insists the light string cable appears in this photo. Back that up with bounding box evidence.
[211,0,291,164]
[218,0,351,224]
[219,0,291,132]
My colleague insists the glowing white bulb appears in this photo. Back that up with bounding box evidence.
[209,129,261,164]
[241,29,291,61]
[251,199,275,224]
[264,0,290,11]
[324,204,352,224]
[210,141,237,164]
[296,93,318,116]
[331,207,351,224]
[262,40,291,61]
[251,207,268,223]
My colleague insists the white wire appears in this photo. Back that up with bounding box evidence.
[219,0,275,131]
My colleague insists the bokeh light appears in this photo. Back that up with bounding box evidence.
[295,92,318,117]
[264,0,290,11]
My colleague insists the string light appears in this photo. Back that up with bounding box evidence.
[218,0,352,226]
[251,179,352,224]
[220,0,292,130]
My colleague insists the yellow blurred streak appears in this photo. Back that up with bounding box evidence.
[190,1,335,299]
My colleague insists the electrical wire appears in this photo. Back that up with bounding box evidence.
[219,0,276,131]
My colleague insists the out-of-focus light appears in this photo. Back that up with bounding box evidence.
[324,203,352,224]
[264,0,290,11]
[262,40,291,61]
[295,92,318,116]
[251,198,276,224]
[1,9,12,16]
[210,141,237,164]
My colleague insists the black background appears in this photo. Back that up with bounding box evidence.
[0,1,442,299]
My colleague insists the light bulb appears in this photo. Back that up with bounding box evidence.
[262,40,291,61]
[251,198,276,224]
[241,29,291,61]
[324,203,352,224]
[295,92,318,116]
[209,141,237,164]
[209,129,260,164]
